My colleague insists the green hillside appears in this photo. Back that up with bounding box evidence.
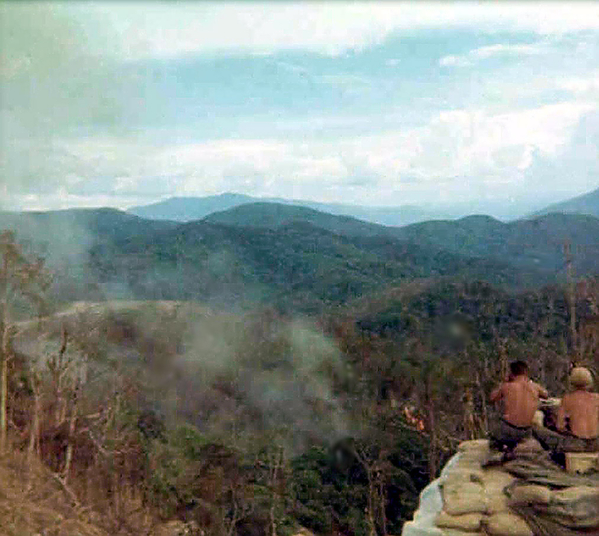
[203,202,395,237]
[203,203,599,278]
[87,219,525,312]
[2,223,598,536]
[0,208,176,254]
[1,206,598,312]
[8,278,593,536]
[394,213,599,275]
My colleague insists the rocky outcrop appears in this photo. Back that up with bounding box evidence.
[402,439,599,536]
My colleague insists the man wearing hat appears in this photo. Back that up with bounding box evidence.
[535,366,599,453]
[555,366,599,452]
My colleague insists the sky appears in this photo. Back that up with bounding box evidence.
[1,1,599,217]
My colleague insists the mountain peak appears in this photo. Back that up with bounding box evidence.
[203,201,393,237]
[533,186,599,218]
[127,194,459,226]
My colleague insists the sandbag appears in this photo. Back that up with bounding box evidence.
[483,512,534,536]
[481,469,515,514]
[503,456,599,488]
[505,457,599,536]
[441,481,487,515]
[435,511,482,531]
[508,484,551,506]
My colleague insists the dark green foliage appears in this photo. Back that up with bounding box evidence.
[85,218,525,312]
[204,202,395,237]
[137,409,166,440]
[394,213,599,277]
[290,421,429,536]
[146,425,244,524]
[4,207,599,313]
[355,280,573,353]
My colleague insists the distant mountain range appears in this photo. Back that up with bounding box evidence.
[204,202,599,276]
[128,193,455,227]
[394,213,599,275]
[0,207,521,309]
[2,202,599,311]
[532,186,599,218]
[128,185,599,226]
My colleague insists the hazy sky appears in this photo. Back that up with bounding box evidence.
[1,1,599,214]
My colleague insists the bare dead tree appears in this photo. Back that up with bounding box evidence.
[0,231,50,452]
[424,375,438,480]
[27,363,41,463]
[223,479,255,536]
[267,446,284,536]
[63,378,80,483]
[0,324,15,452]
[350,442,391,536]
[462,387,476,441]
[564,241,578,358]
[47,326,71,426]
[474,370,489,437]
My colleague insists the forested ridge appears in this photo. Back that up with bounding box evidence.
[0,206,598,535]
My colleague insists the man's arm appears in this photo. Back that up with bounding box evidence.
[535,382,549,399]
[490,384,503,403]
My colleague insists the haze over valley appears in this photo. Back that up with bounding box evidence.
[2,3,599,536]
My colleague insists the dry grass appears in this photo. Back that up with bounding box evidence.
[0,449,189,536]
[0,451,109,536]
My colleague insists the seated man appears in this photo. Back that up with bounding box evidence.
[534,367,599,456]
[489,360,548,453]
[556,367,599,452]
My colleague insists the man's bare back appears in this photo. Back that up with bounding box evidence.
[558,391,599,439]
[491,376,548,427]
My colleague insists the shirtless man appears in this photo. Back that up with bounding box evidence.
[489,361,548,452]
[555,367,599,451]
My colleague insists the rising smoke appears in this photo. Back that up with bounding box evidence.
[0,3,126,209]
[12,299,351,454]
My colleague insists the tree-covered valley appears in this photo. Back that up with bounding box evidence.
[1,203,599,535]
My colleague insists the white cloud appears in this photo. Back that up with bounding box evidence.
[558,75,599,96]
[439,55,473,68]
[474,43,545,59]
[74,2,599,60]
[2,2,598,212]
[440,42,548,68]
[334,101,594,187]
[6,99,594,211]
